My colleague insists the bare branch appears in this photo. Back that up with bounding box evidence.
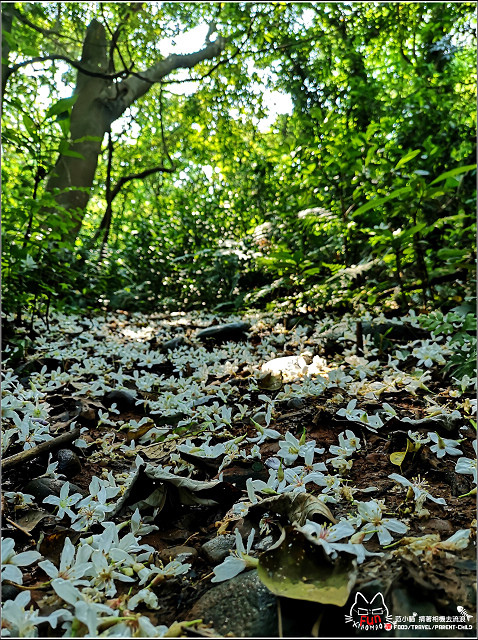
[110,164,175,202]
[5,54,132,83]
[2,428,81,472]
[119,35,232,107]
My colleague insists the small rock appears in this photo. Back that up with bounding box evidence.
[56,449,82,479]
[201,534,236,564]
[187,571,277,637]
[254,535,275,552]
[286,316,314,332]
[251,411,267,425]
[219,464,269,488]
[103,389,136,412]
[1,584,20,601]
[286,397,305,410]
[158,545,197,564]
[196,322,250,342]
[420,518,454,536]
[79,402,97,423]
[364,452,384,466]
[161,337,185,352]
[24,478,86,504]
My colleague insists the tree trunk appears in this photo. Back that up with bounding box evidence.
[43,18,229,240]
[1,6,14,105]
[45,19,111,236]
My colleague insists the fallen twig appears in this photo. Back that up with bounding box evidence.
[5,516,33,537]
[2,428,81,472]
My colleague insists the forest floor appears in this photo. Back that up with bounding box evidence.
[1,308,476,638]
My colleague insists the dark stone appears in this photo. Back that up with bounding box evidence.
[420,518,454,536]
[219,463,269,488]
[254,535,275,552]
[1,584,20,601]
[402,414,462,433]
[24,478,86,504]
[186,570,278,637]
[56,449,82,479]
[286,397,305,410]
[201,534,236,564]
[158,545,197,564]
[251,411,267,425]
[285,315,315,331]
[391,587,441,637]
[103,389,137,412]
[195,322,250,342]
[161,336,185,351]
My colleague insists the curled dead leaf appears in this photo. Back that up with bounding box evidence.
[246,492,336,527]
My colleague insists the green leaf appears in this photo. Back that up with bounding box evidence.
[22,114,36,137]
[71,135,103,143]
[58,139,84,159]
[399,222,428,240]
[58,119,70,136]
[428,164,476,186]
[257,527,357,605]
[423,186,448,199]
[1,127,24,145]
[353,187,412,216]
[62,149,85,159]
[302,267,322,277]
[394,149,421,170]
[436,248,469,260]
[45,95,78,119]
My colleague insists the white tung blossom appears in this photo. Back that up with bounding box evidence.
[298,520,380,564]
[428,432,462,459]
[455,440,477,484]
[1,538,42,585]
[357,500,408,545]
[389,473,447,507]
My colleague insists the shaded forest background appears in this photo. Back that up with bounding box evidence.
[2,1,476,323]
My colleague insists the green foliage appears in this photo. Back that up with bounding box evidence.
[1,2,476,323]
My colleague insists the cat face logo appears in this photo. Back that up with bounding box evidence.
[345,592,393,631]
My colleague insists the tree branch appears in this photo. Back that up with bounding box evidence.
[2,428,81,472]
[95,79,175,250]
[5,54,133,83]
[110,164,175,202]
[118,35,232,108]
